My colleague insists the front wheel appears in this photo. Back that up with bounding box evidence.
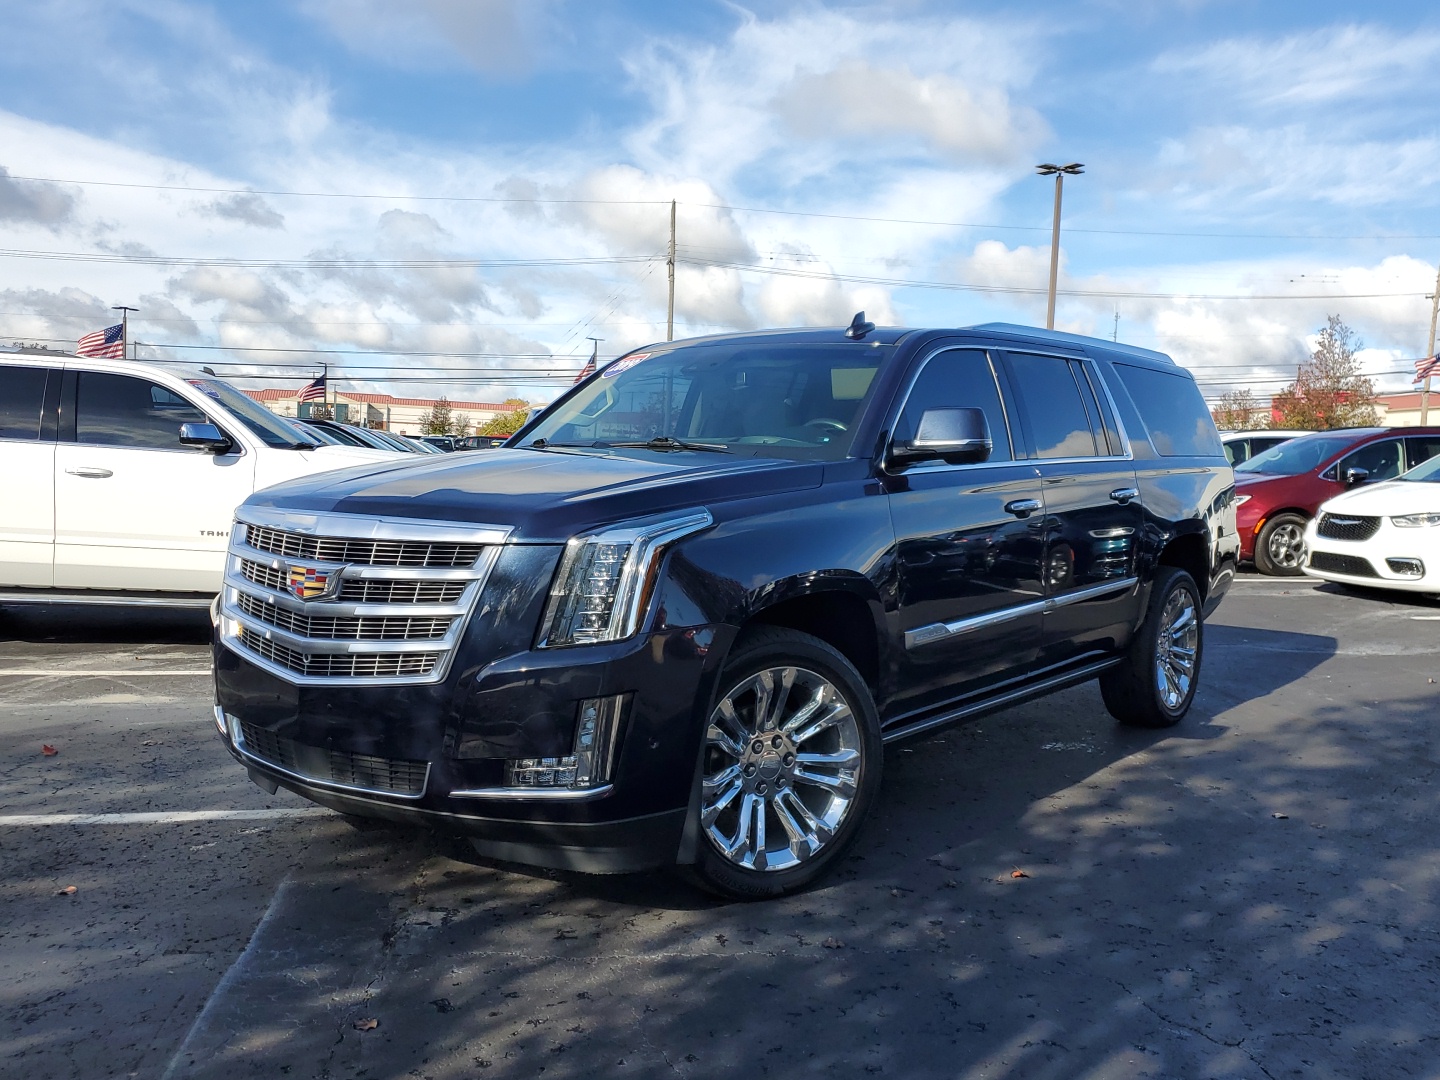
[1254,512,1308,576]
[689,627,882,900]
[1100,566,1204,728]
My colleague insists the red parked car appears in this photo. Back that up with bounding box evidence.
[1234,427,1440,575]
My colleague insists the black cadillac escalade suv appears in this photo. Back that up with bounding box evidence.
[212,320,1238,899]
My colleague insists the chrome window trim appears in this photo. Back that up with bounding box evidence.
[226,712,430,802]
[882,344,1017,475]
[998,349,1134,464]
[905,576,1139,650]
[1080,357,1135,458]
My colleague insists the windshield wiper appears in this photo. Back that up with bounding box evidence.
[607,436,731,454]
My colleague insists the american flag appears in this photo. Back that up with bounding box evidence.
[76,323,124,359]
[1415,353,1440,382]
[297,375,327,401]
[572,356,597,384]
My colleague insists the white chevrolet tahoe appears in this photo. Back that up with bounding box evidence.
[0,352,401,607]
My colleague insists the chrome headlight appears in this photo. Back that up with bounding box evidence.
[1391,512,1440,528]
[1233,494,1251,507]
[537,509,713,648]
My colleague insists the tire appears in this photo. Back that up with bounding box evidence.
[1254,513,1308,576]
[688,626,882,900]
[1100,566,1203,728]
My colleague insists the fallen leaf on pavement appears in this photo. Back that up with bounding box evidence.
[353,1018,379,1031]
[1010,868,1030,879]
[42,745,58,756]
[1272,813,1289,820]
[58,886,77,895]
[821,937,845,949]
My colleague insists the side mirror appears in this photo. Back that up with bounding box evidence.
[1344,466,1369,485]
[180,422,234,454]
[890,407,993,467]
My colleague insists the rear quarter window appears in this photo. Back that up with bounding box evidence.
[1113,363,1223,458]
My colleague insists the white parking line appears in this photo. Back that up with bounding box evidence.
[0,669,211,677]
[160,877,296,1080]
[0,809,322,826]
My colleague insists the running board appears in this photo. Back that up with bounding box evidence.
[881,656,1123,745]
[0,589,215,610]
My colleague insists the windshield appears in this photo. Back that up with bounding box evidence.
[186,378,317,449]
[521,342,891,461]
[1401,454,1440,482]
[1234,433,1359,476]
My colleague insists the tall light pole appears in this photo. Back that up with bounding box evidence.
[112,304,138,359]
[1036,163,1083,330]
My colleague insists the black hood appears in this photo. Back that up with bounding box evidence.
[244,447,824,543]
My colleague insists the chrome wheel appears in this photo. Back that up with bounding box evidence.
[702,665,863,872]
[1266,522,1306,570]
[1154,585,1198,711]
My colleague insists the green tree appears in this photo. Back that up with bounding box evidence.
[418,398,455,435]
[1271,315,1379,430]
[1211,388,1262,430]
[478,400,532,437]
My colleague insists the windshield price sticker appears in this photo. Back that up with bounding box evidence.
[602,353,650,378]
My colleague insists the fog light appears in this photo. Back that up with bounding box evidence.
[1386,558,1424,577]
[505,695,627,790]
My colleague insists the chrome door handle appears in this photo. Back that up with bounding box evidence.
[1109,487,1139,504]
[1004,498,1042,518]
[65,467,114,479]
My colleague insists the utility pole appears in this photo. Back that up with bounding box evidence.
[1112,308,1119,342]
[1036,163,1083,331]
[666,199,676,342]
[1423,259,1440,425]
[112,305,138,360]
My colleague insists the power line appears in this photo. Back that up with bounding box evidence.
[682,257,1429,302]
[0,247,657,270]
[13,172,1440,241]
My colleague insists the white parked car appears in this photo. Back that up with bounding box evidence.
[1220,429,1314,467]
[0,352,404,607]
[1303,453,1440,595]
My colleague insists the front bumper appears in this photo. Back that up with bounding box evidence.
[213,619,735,874]
[1302,519,1440,594]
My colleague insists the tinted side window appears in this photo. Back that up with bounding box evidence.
[1223,440,1246,466]
[1004,352,1099,459]
[1341,439,1403,482]
[1406,437,1440,470]
[0,365,50,440]
[894,349,1012,463]
[76,373,209,449]
[1113,364,1223,457]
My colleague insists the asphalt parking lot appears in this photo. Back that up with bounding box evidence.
[2,576,1438,1080]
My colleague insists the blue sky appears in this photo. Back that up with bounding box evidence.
[1,0,1438,405]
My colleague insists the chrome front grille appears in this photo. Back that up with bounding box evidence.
[220,511,510,686]
[235,592,452,641]
[1317,514,1381,542]
[245,523,483,568]
[239,628,440,677]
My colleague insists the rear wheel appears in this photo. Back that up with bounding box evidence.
[690,627,881,900]
[1100,566,1203,728]
[1254,513,1308,576]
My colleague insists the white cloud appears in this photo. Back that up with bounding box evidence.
[1155,24,1440,109]
[299,0,560,75]
[0,167,76,227]
[201,192,285,229]
[775,60,1047,165]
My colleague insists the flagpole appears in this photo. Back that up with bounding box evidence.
[112,305,138,360]
[1422,260,1439,425]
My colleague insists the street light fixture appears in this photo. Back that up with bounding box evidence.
[1036,162,1084,330]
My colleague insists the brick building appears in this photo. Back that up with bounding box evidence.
[244,388,516,435]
